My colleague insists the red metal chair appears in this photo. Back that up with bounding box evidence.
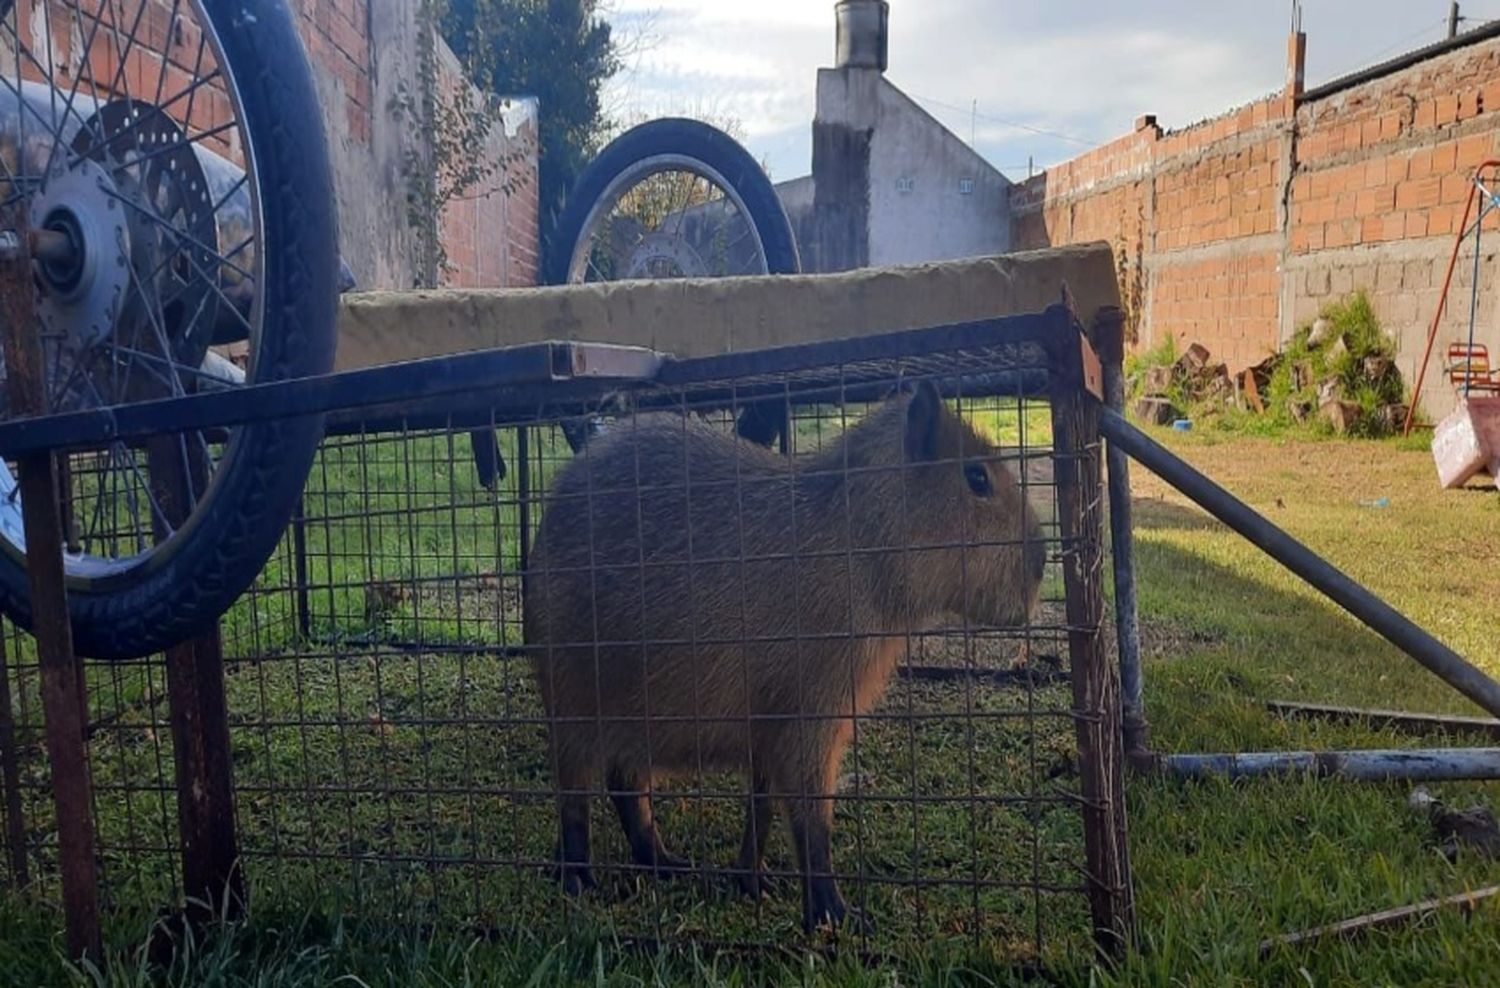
[1446,342,1500,394]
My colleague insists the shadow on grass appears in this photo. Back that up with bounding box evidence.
[1101,496,1500,987]
[1125,495,1488,749]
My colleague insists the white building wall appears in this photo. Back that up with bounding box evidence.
[866,79,1011,267]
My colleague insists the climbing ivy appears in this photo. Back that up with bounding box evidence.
[391,0,528,286]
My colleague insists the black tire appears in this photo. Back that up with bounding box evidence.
[543,117,801,285]
[0,0,338,660]
[538,118,799,454]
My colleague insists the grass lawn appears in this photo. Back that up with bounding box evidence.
[4,424,1500,985]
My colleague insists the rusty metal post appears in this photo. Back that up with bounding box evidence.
[0,213,100,960]
[516,425,531,597]
[0,628,26,886]
[1050,317,1135,956]
[292,496,311,641]
[146,439,246,923]
[1090,310,1147,755]
[163,629,245,919]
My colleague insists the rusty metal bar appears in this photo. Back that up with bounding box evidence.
[147,438,246,922]
[0,214,100,960]
[0,629,25,886]
[517,424,531,599]
[1259,884,1500,957]
[291,497,311,642]
[1267,700,1500,740]
[1050,326,1135,955]
[163,629,245,918]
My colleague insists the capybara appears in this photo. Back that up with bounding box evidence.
[524,382,1046,931]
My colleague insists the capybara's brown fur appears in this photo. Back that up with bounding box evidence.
[524,382,1046,930]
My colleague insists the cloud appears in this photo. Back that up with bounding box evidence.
[602,1,1461,180]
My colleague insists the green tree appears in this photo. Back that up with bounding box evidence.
[440,0,620,253]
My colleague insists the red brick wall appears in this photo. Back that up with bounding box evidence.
[1011,96,1291,374]
[437,119,541,288]
[434,47,541,289]
[289,0,374,145]
[1011,30,1500,416]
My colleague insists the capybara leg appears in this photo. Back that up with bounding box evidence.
[606,767,689,877]
[553,765,596,895]
[787,791,847,932]
[733,773,776,899]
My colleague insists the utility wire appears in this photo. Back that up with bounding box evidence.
[1319,15,1450,84]
[905,91,1099,147]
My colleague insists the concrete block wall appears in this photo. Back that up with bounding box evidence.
[1012,29,1500,419]
[1287,38,1500,416]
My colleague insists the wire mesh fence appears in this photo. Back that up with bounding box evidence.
[0,319,1128,967]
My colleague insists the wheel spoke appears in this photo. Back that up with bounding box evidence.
[100,181,254,283]
[0,2,260,582]
[110,118,239,180]
[210,173,248,215]
[39,0,115,175]
[0,19,100,157]
[65,68,224,171]
[76,373,175,545]
[100,0,153,108]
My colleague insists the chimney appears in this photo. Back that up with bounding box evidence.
[835,0,889,72]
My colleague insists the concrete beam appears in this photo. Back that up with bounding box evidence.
[334,244,1121,371]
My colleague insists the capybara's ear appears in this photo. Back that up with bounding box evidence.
[904,380,943,462]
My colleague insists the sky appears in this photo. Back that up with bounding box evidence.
[602,1,1491,183]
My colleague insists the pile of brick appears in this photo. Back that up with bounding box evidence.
[1132,342,1231,425]
[1133,316,1408,434]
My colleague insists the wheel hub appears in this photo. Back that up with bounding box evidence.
[27,158,129,350]
[625,230,709,279]
[73,99,221,375]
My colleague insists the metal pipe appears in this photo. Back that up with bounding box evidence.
[28,228,73,264]
[1139,747,1500,781]
[1099,407,1500,719]
[1093,313,1146,752]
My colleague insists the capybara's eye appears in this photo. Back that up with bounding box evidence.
[964,463,992,497]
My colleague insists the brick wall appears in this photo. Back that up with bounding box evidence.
[434,42,541,289]
[435,102,541,288]
[296,1,539,290]
[1011,28,1500,418]
[289,0,374,146]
